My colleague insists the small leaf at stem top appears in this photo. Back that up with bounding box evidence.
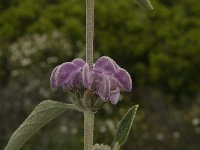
[136,0,154,10]
[114,105,139,146]
[4,100,79,150]
[92,143,111,150]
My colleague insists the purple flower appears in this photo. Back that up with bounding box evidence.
[50,58,85,89]
[50,56,132,104]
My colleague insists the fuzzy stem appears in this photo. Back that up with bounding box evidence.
[84,0,95,149]
[86,0,94,69]
[84,110,95,150]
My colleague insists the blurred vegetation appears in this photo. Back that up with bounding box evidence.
[0,0,200,149]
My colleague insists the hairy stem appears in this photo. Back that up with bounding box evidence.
[84,110,95,150]
[86,0,94,69]
[84,0,95,149]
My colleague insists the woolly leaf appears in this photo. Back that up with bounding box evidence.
[114,105,139,146]
[136,0,154,10]
[5,100,79,150]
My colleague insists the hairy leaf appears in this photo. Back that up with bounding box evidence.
[136,0,154,10]
[5,100,79,150]
[114,105,139,146]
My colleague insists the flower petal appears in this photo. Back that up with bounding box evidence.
[50,66,59,88]
[96,74,111,101]
[72,58,85,68]
[110,88,120,104]
[52,62,78,88]
[62,69,82,90]
[114,68,132,92]
[93,56,119,75]
[82,63,92,89]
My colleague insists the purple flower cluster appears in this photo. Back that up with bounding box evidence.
[50,56,132,104]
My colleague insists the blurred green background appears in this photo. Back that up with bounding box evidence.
[0,0,200,149]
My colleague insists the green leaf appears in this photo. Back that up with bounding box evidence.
[136,0,154,10]
[114,105,139,146]
[4,100,80,150]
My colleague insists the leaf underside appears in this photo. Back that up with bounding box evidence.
[4,100,71,150]
[114,105,139,146]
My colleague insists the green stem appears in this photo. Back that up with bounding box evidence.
[84,110,95,150]
[84,0,95,149]
[86,0,94,69]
